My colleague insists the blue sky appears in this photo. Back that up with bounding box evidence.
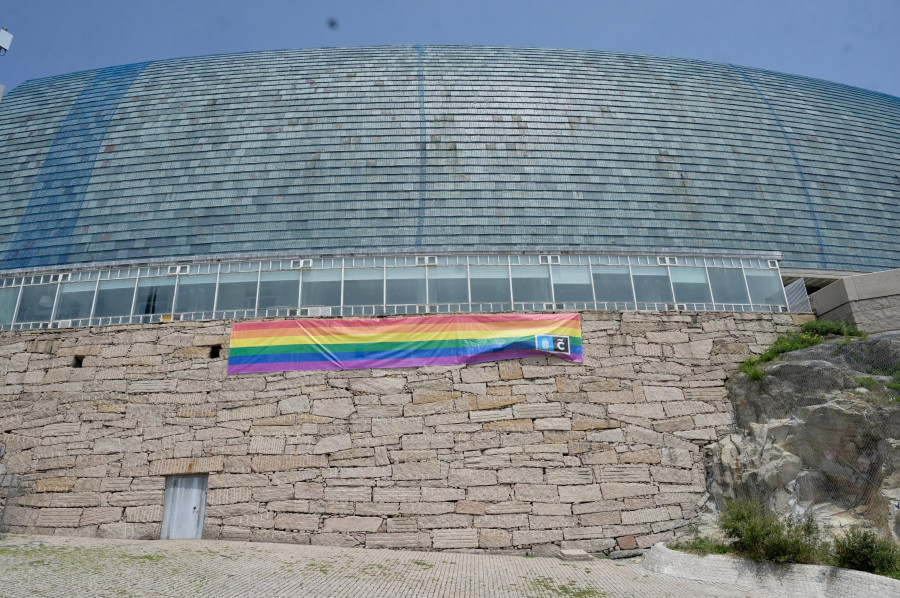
[1,0,899,96]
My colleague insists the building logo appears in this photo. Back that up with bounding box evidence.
[535,334,570,354]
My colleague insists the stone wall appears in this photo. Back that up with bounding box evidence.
[0,311,811,554]
[810,267,900,333]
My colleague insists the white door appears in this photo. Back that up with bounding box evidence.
[160,474,207,539]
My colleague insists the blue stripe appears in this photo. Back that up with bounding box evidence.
[229,340,583,365]
[414,45,427,247]
[729,64,828,268]
[2,62,150,269]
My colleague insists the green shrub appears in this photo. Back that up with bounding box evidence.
[887,375,900,393]
[855,377,878,390]
[669,536,731,556]
[738,358,764,380]
[801,319,864,338]
[718,500,824,564]
[758,332,823,362]
[831,526,900,578]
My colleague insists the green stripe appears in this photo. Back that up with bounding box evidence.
[229,336,583,357]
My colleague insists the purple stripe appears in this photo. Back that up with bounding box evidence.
[227,349,583,374]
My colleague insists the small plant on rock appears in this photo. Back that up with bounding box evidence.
[830,526,900,579]
[718,499,824,565]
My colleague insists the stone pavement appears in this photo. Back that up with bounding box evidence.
[0,534,792,598]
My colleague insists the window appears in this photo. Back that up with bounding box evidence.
[745,269,786,306]
[632,266,673,303]
[386,267,426,305]
[174,274,216,313]
[94,278,136,317]
[258,271,300,309]
[343,268,383,306]
[55,281,96,320]
[135,277,176,315]
[427,266,468,303]
[16,284,58,322]
[511,265,552,302]
[216,272,258,311]
[301,269,340,307]
[708,268,750,304]
[552,266,593,302]
[592,265,634,303]
[670,267,712,304]
[0,287,19,325]
[470,265,511,303]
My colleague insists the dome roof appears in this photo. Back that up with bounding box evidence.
[0,46,898,273]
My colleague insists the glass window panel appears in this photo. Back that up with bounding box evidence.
[470,265,510,303]
[17,284,59,322]
[632,267,673,303]
[301,269,341,307]
[343,268,383,306]
[511,265,552,302]
[592,266,634,302]
[95,279,136,317]
[259,271,299,309]
[552,266,593,302]
[745,269,786,305]
[0,287,19,324]
[386,267,426,305]
[708,268,750,304]
[670,267,712,303]
[427,266,468,304]
[216,272,258,311]
[55,281,96,320]
[135,277,176,315]
[174,274,217,314]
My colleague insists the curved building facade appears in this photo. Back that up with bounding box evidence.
[0,46,897,327]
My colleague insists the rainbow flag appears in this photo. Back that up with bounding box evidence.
[227,313,582,374]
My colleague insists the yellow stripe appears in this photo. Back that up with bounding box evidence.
[231,326,582,348]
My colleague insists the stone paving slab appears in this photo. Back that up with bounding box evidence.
[0,534,792,598]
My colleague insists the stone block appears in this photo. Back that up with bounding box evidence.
[125,505,164,523]
[401,433,454,450]
[36,508,82,528]
[250,455,327,472]
[311,398,355,419]
[514,484,559,502]
[274,513,320,531]
[149,456,224,476]
[323,487,371,502]
[36,477,76,493]
[545,469,593,485]
[483,419,533,432]
[208,487,253,505]
[412,389,461,404]
[600,465,651,483]
[94,437,142,454]
[313,433,352,454]
[513,403,563,419]
[557,485,603,503]
[322,516,382,533]
[512,529,562,546]
[497,468,544,484]
[349,377,407,394]
[371,417,423,437]
[278,396,311,414]
[80,507,123,526]
[448,469,497,487]
[600,483,657,499]
[534,418,572,431]
[373,487,421,502]
[249,436,286,454]
[129,380,177,393]
[49,493,100,507]
[621,507,671,525]
[433,528,478,548]
[107,491,164,507]
[41,423,82,437]
[392,461,448,481]
[469,408,513,423]
[475,395,525,410]
[252,485,295,502]
[366,533,430,549]
[218,404,278,423]
[461,366,498,383]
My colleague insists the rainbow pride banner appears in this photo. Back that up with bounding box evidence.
[227,313,582,374]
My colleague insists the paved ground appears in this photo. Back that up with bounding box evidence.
[0,534,792,598]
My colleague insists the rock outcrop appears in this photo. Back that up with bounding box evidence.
[705,333,900,540]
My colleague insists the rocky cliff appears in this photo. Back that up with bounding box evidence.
[705,333,900,540]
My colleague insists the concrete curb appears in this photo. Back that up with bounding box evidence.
[642,543,900,598]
